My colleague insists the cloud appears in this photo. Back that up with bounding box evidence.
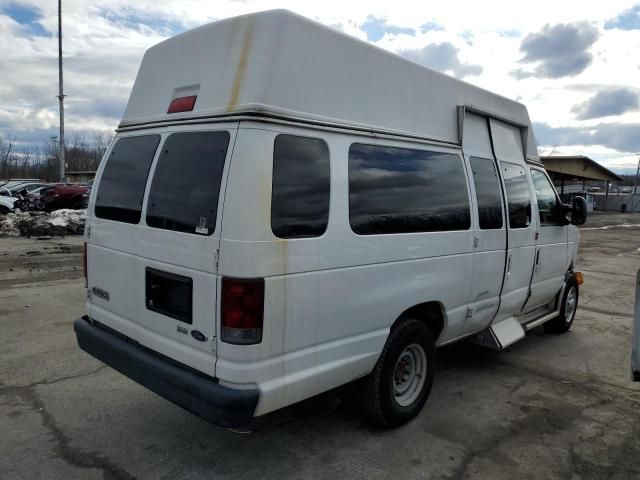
[97,8,189,36]
[605,4,640,31]
[419,21,443,33]
[571,88,639,120]
[1,3,50,37]
[0,2,170,151]
[399,42,483,78]
[498,29,521,38]
[361,16,415,41]
[534,121,640,152]
[511,22,599,79]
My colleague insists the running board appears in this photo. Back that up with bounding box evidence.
[470,316,525,350]
[521,310,559,331]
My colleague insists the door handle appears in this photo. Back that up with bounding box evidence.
[507,254,512,274]
[535,250,541,265]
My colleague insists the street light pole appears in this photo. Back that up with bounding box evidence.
[57,0,65,183]
[634,154,640,195]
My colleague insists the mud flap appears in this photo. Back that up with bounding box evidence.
[470,316,525,350]
[632,269,640,381]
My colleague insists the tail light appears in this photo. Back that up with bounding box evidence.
[221,277,264,345]
[83,242,87,288]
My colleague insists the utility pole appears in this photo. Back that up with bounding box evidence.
[634,154,640,195]
[57,0,65,183]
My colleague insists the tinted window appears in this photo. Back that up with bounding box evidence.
[271,134,330,238]
[501,162,531,229]
[530,169,560,225]
[348,144,470,235]
[470,157,503,229]
[146,131,230,236]
[95,135,160,224]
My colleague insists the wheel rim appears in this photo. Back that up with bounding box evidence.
[565,286,577,323]
[392,343,427,407]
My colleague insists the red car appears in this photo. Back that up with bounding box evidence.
[39,184,89,211]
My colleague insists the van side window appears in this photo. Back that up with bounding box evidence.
[271,134,330,238]
[469,157,503,229]
[530,169,560,226]
[95,135,160,224]
[146,131,230,236]
[348,143,470,235]
[501,162,531,229]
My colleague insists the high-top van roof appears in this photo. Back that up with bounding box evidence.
[122,9,539,158]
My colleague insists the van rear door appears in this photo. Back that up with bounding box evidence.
[86,124,237,377]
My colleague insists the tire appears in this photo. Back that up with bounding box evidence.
[361,318,435,428]
[545,280,579,334]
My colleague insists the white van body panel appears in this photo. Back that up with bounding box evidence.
[462,113,507,333]
[527,167,570,310]
[86,122,239,377]
[121,10,538,160]
[490,119,538,318]
[218,124,474,413]
[77,10,581,422]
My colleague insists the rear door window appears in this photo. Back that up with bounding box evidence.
[469,156,503,229]
[95,135,160,224]
[501,162,531,229]
[271,134,330,238]
[146,131,230,236]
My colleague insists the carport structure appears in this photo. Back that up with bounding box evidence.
[540,155,622,196]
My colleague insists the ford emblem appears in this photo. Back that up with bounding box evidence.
[190,330,207,342]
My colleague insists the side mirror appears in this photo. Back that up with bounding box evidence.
[551,201,571,225]
[571,196,587,226]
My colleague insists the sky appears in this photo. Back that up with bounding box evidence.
[1,0,639,173]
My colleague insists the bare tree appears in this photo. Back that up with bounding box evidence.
[0,131,112,182]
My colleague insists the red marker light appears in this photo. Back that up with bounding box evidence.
[167,95,197,114]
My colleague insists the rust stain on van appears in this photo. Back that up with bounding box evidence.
[226,19,254,112]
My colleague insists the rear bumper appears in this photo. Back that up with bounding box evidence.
[74,316,259,427]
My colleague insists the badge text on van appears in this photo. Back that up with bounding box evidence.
[91,287,110,301]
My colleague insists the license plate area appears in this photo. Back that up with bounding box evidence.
[145,267,193,324]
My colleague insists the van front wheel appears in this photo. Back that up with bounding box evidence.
[545,281,579,334]
[361,318,435,427]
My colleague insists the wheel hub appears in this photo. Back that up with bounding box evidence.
[565,286,577,322]
[392,344,427,407]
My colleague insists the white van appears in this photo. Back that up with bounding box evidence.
[74,10,587,428]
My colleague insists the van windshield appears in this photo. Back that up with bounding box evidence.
[146,131,230,236]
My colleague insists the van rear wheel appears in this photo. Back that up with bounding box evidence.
[545,281,579,334]
[361,318,435,427]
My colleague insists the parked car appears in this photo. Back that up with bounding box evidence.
[0,195,16,214]
[39,184,89,211]
[0,178,44,191]
[23,186,50,211]
[0,182,50,197]
[74,10,588,429]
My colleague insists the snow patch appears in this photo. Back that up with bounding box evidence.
[0,209,86,237]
